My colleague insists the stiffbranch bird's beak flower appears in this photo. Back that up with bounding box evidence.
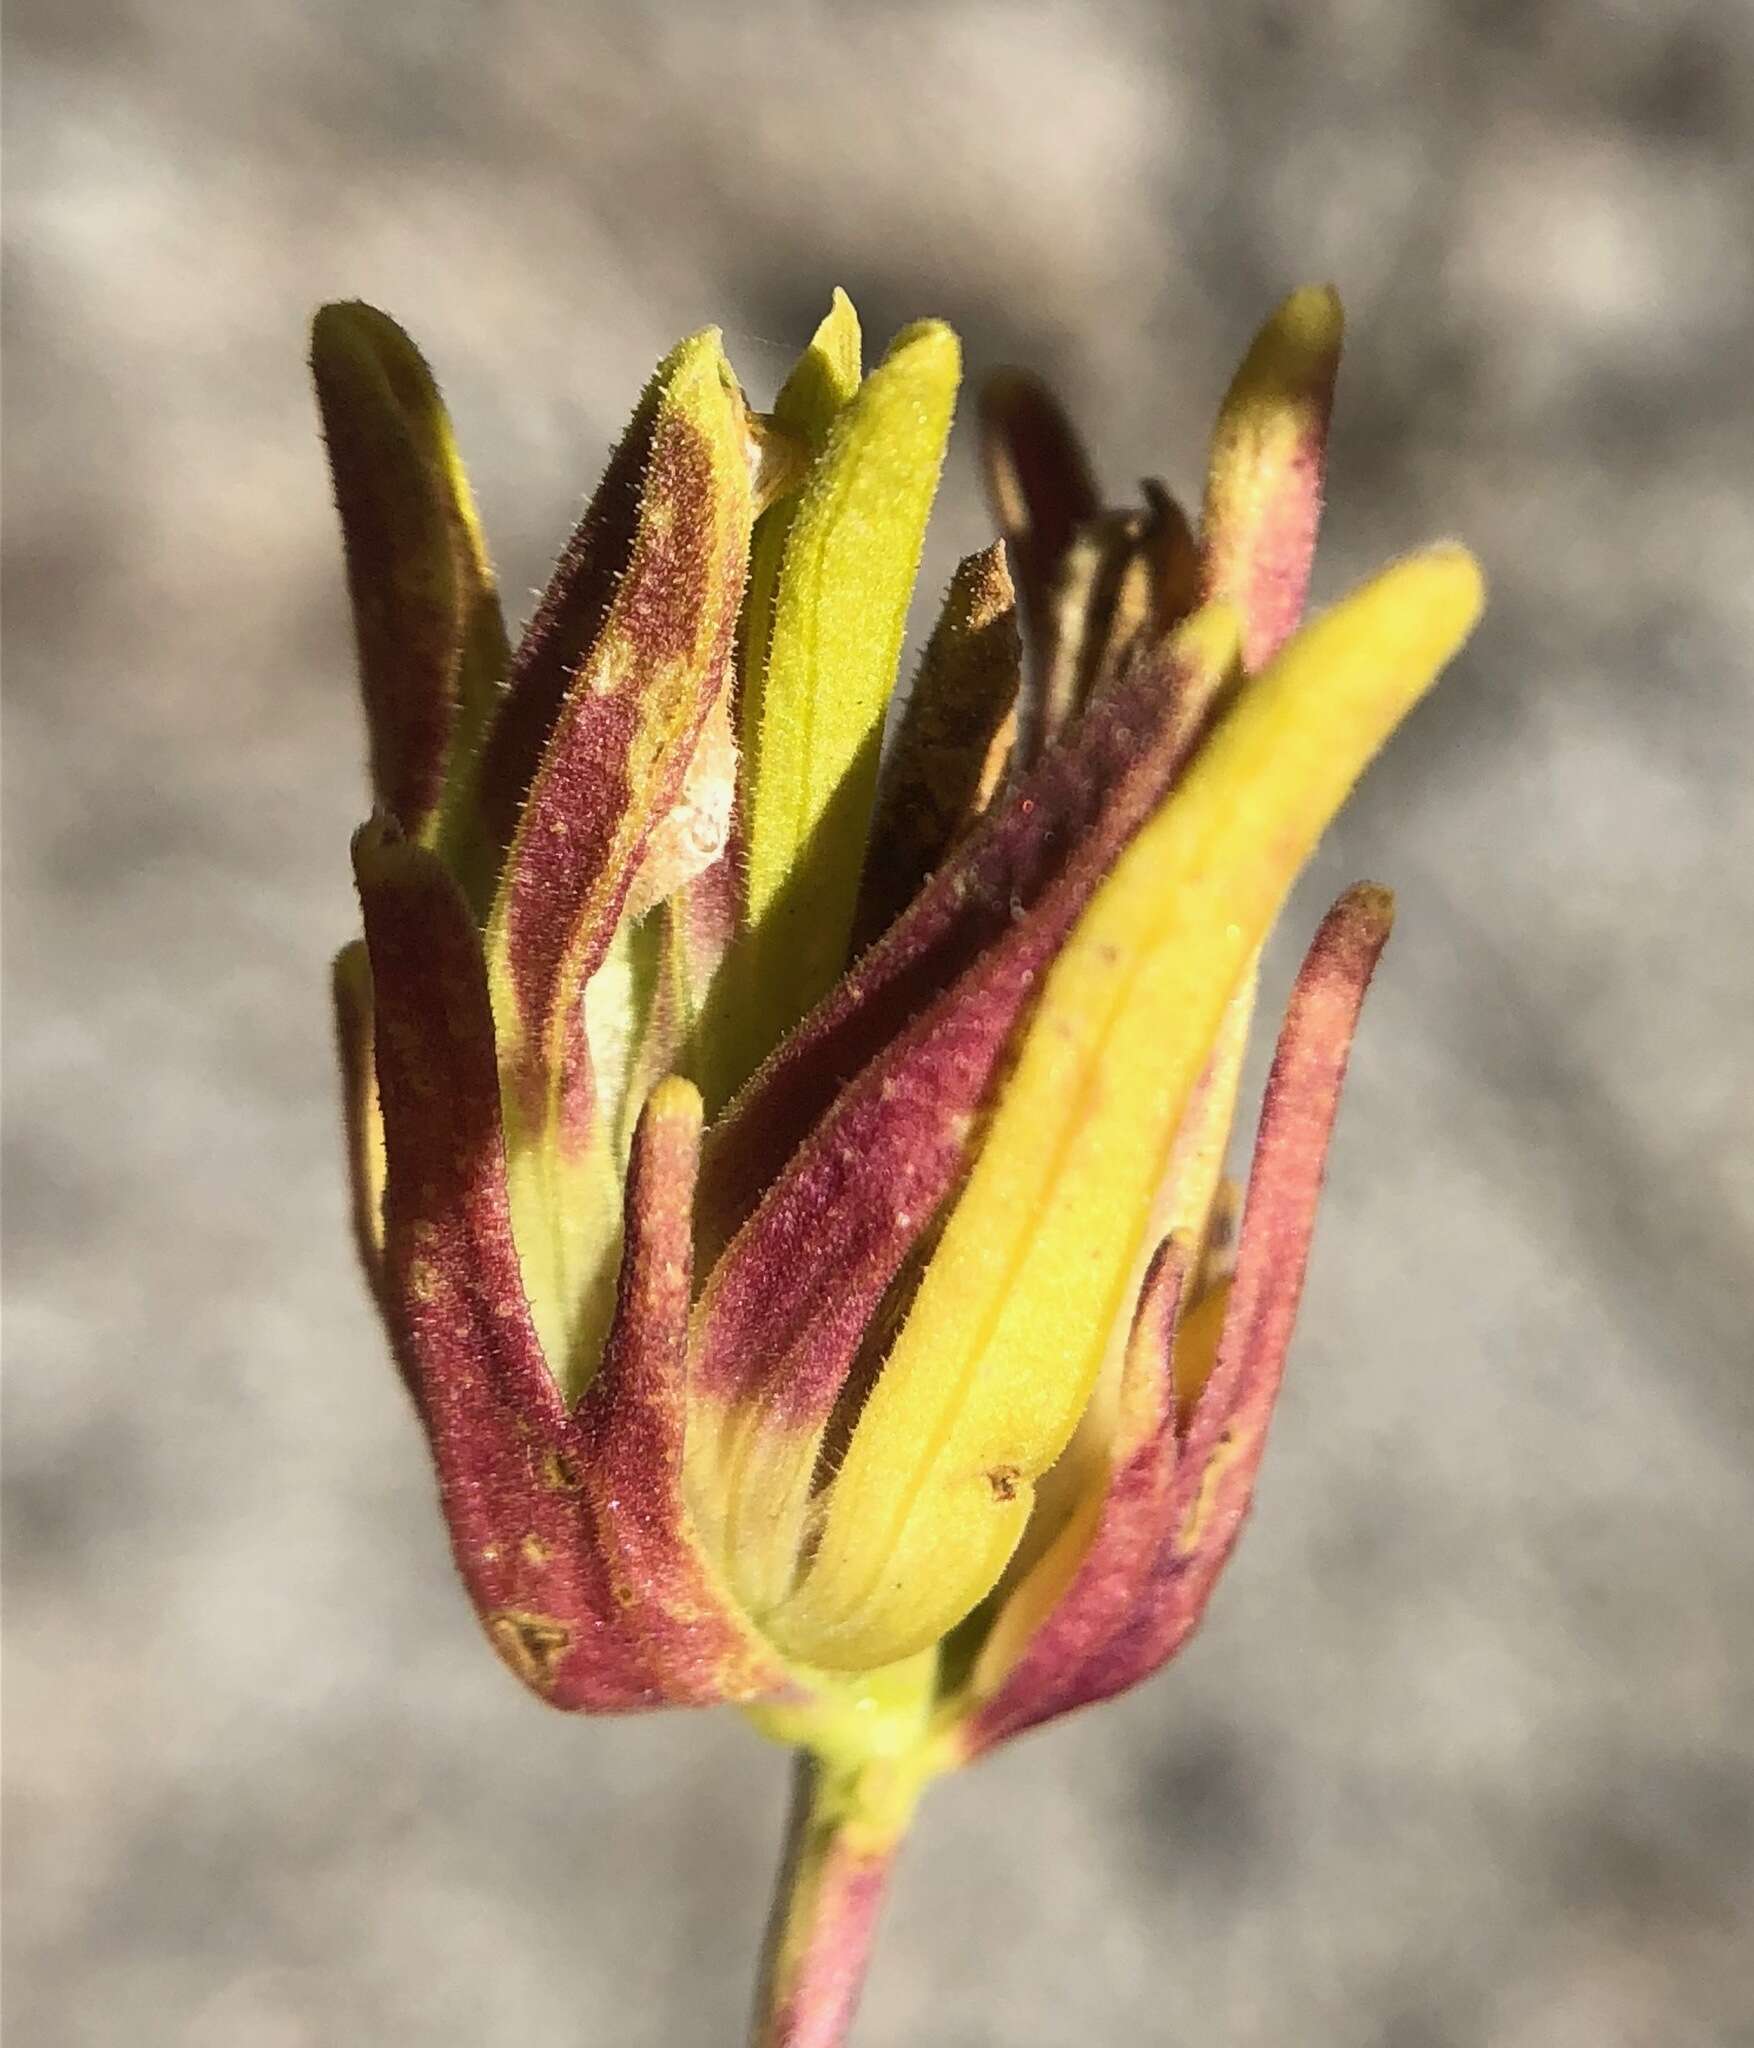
[317,284,1481,2047]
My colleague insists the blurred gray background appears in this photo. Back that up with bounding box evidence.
[6,3,1753,2043]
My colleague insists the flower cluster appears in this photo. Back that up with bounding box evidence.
[318,283,1478,1823]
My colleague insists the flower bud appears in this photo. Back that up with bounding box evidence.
[318,288,1480,1746]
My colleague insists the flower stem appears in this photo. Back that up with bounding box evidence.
[748,1749,914,2048]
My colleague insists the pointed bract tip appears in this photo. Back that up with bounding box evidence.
[1241,284,1344,391]
[1417,539,1486,613]
[663,325,743,414]
[309,298,356,360]
[311,296,400,348]
[1279,282,1345,349]
[819,287,863,369]
[645,1072,705,1133]
[1338,880,1396,942]
[1384,542,1487,644]
[309,302,444,410]
[766,291,863,454]
[885,318,961,377]
[310,298,373,366]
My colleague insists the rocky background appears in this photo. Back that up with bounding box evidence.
[6,3,1753,2043]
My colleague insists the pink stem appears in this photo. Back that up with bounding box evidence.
[749,1753,903,2048]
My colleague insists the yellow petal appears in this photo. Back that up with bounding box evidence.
[736,291,863,751]
[765,545,1483,1669]
[711,317,961,1102]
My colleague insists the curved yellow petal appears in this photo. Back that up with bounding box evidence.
[765,545,1484,1670]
